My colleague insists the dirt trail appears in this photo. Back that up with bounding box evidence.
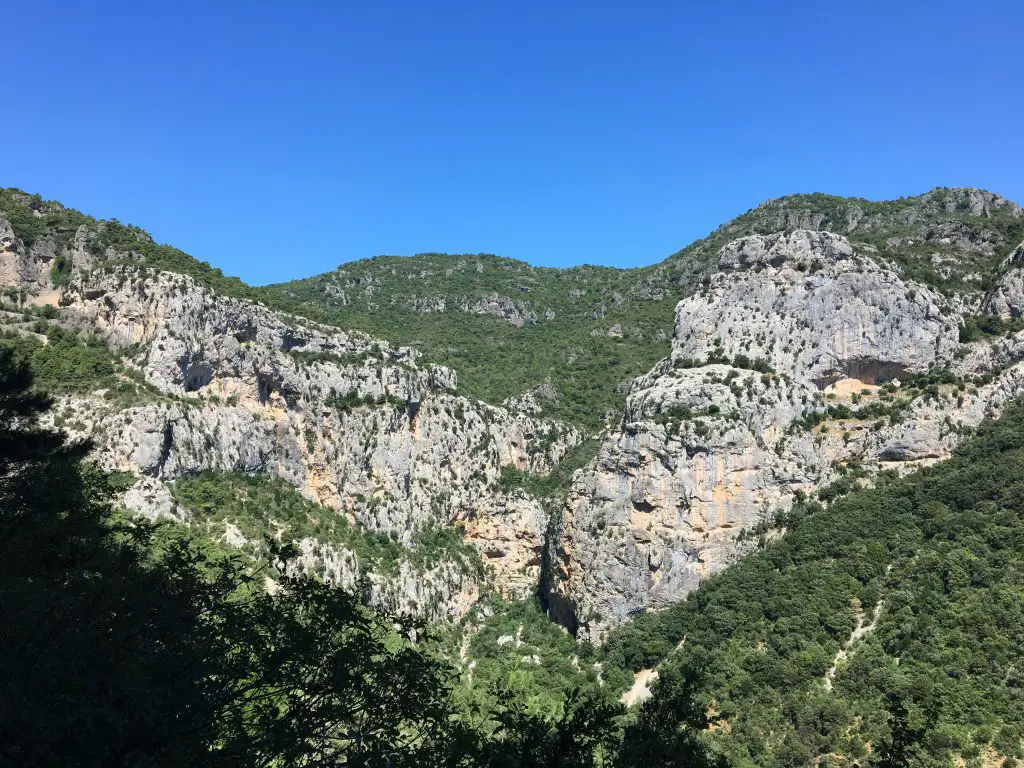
[26,289,60,308]
[619,635,687,707]
[824,600,883,691]
[621,668,659,706]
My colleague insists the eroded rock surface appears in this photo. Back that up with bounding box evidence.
[50,266,580,619]
[6,186,1024,634]
[552,230,1024,641]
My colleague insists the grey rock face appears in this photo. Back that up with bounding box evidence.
[552,230,1024,642]
[0,215,56,293]
[930,188,1020,218]
[0,215,16,252]
[463,293,538,326]
[0,216,145,297]
[55,266,581,616]
[983,241,1024,319]
[680,231,958,387]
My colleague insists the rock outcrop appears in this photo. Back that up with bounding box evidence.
[49,265,581,618]
[983,240,1024,319]
[551,230,1024,641]
[0,214,61,293]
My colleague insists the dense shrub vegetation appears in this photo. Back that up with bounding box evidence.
[269,263,681,432]
[0,188,93,248]
[0,321,116,391]
[0,312,181,409]
[600,401,1024,766]
[498,437,600,501]
[959,313,1024,342]
[451,597,604,718]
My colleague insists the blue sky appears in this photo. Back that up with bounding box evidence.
[3,1,1022,284]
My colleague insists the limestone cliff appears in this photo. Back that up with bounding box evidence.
[1,236,581,620]
[552,226,1024,641]
[5,185,1024,635]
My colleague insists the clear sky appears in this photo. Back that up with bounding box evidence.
[3,1,1022,284]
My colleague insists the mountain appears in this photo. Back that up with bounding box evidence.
[263,188,1024,433]
[0,187,586,620]
[551,221,1024,642]
[274,187,1024,641]
[3,184,1024,764]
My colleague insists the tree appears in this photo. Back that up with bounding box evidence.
[472,684,624,768]
[617,666,725,768]
[871,694,936,768]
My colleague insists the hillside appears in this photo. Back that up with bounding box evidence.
[265,188,1024,431]
[456,402,1024,765]
[594,401,1024,765]
[266,253,679,431]
[0,186,586,621]
[5,185,1022,437]
[3,184,1024,765]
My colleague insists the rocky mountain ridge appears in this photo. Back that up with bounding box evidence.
[3,185,1024,636]
[0,195,583,620]
[549,226,1024,639]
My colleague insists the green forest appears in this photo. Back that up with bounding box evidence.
[458,397,1024,766]
[599,408,1024,765]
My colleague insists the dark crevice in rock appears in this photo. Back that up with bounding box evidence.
[280,331,306,351]
[233,326,257,343]
[813,358,908,389]
[183,363,213,392]
[256,373,274,405]
[156,422,173,478]
[632,498,656,513]
[537,504,580,636]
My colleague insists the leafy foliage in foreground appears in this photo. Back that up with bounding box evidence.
[0,347,461,766]
[601,400,1024,766]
